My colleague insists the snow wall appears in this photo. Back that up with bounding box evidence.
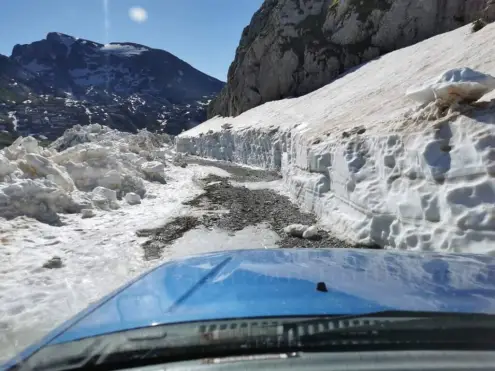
[176,24,495,254]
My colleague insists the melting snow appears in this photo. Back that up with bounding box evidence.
[100,43,147,56]
[0,123,270,361]
[7,112,17,131]
[177,23,495,255]
[55,33,77,49]
[406,68,495,104]
[197,99,213,106]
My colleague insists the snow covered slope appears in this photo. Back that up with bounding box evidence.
[177,23,495,254]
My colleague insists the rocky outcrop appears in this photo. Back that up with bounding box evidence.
[209,0,495,118]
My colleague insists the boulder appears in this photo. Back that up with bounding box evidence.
[125,192,141,205]
[81,209,96,218]
[302,226,319,240]
[283,224,309,238]
[91,186,119,210]
[141,161,167,184]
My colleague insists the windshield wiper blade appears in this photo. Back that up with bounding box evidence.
[280,310,495,329]
[293,313,495,349]
[288,310,494,323]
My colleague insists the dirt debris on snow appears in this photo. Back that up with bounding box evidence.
[139,158,374,259]
[42,256,63,269]
[138,216,200,260]
[185,175,357,249]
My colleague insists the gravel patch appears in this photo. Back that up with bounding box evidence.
[138,216,200,260]
[138,159,378,260]
[185,175,360,249]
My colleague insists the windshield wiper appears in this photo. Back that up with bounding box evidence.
[281,310,495,330]
[285,311,495,349]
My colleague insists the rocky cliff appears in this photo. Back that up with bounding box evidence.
[209,0,495,118]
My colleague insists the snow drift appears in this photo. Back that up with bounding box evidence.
[0,124,172,224]
[406,67,495,104]
[177,23,495,254]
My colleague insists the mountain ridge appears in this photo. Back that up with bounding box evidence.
[0,32,224,141]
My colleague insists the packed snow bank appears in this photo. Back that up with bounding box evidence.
[284,224,319,239]
[0,124,173,224]
[177,23,495,254]
[406,68,495,104]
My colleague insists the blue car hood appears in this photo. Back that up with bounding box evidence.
[17,248,495,349]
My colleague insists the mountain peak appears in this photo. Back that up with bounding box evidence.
[46,32,77,46]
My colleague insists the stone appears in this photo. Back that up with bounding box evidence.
[81,209,96,218]
[302,225,319,239]
[91,186,119,210]
[283,223,309,237]
[42,256,63,269]
[125,192,142,205]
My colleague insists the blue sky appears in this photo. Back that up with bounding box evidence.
[0,0,264,81]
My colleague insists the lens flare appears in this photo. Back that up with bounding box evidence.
[129,7,148,23]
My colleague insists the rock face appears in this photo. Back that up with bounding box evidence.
[208,0,495,118]
[0,32,224,140]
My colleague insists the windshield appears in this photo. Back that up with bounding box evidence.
[2,0,495,370]
[10,312,495,370]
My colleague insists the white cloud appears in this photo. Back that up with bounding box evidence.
[129,7,148,23]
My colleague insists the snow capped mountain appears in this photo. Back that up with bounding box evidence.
[0,32,224,141]
[11,32,222,101]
